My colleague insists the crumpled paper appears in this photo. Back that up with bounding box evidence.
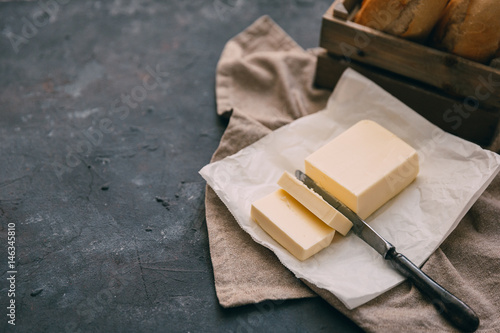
[199,68,500,309]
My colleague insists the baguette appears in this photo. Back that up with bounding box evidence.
[354,0,449,41]
[432,0,500,64]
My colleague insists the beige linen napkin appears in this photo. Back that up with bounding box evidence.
[205,15,500,332]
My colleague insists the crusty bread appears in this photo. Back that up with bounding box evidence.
[354,0,449,41]
[432,0,500,64]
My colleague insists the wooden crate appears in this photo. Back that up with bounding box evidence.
[315,0,500,147]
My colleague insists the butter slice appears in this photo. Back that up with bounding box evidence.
[251,189,335,261]
[277,171,352,235]
[305,120,419,219]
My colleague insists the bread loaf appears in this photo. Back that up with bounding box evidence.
[354,0,449,41]
[432,0,500,64]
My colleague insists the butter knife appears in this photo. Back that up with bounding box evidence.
[295,170,479,332]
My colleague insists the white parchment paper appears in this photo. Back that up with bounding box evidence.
[199,69,500,309]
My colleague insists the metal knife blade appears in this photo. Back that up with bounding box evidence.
[294,170,479,332]
[295,170,394,258]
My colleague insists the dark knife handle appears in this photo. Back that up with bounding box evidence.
[386,249,479,332]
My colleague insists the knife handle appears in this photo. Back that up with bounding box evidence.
[386,249,479,332]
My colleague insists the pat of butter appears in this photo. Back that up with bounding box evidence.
[305,120,419,219]
[277,171,352,235]
[251,189,335,261]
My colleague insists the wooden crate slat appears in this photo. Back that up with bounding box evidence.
[314,49,500,147]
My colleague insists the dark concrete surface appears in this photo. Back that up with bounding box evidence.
[0,1,365,332]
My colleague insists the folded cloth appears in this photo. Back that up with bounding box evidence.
[205,15,500,332]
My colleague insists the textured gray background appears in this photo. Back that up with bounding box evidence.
[0,0,363,332]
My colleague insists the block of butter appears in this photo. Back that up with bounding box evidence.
[277,171,352,236]
[251,189,335,261]
[305,120,419,219]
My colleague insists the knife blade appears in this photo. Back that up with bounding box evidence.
[295,170,479,332]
